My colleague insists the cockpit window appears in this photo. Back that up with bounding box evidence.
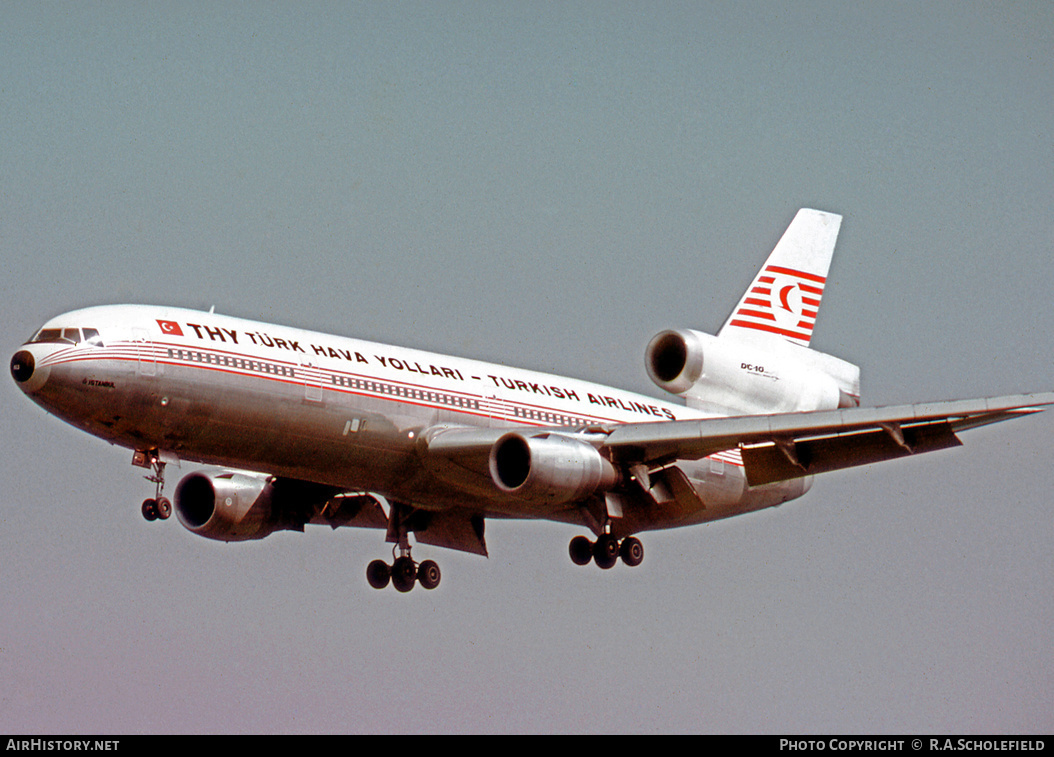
[30,328,69,344]
[81,328,103,347]
[29,327,103,347]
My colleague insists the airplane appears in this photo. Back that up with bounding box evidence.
[10,209,1053,592]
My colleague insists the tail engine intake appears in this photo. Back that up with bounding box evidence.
[646,328,859,415]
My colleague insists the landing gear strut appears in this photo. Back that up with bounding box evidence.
[568,534,643,569]
[366,502,441,592]
[134,449,171,522]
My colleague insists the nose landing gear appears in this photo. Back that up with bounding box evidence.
[134,449,171,521]
[141,496,172,521]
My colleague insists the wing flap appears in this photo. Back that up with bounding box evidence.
[650,463,707,511]
[740,420,962,486]
[407,509,488,556]
[415,395,1052,509]
[603,392,1054,472]
[319,493,389,530]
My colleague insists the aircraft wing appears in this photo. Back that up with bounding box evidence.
[602,392,1054,486]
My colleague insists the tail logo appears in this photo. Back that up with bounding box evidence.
[728,264,825,346]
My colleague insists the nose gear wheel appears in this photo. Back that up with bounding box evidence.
[135,450,171,521]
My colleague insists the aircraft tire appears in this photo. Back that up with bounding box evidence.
[620,537,643,567]
[156,497,172,520]
[141,498,158,521]
[569,536,594,566]
[392,557,417,593]
[366,559,391,590]
[593,535,619,570]
[418,560,441,590]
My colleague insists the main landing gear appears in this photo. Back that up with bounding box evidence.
[366,552,441,592]
[569,534,644,570]
[367,501,441,592]
[134,450,171,522]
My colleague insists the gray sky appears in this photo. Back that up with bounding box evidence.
[2,2,1052,734]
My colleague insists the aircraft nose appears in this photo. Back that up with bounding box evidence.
[11,350,35,383]
[10,348,50,393]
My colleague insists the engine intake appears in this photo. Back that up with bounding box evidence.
[175,471,280,542]
[489,433,617,505]
[646,329,705,394]
[645,328,859,415]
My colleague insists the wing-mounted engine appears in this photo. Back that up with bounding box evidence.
[488,432,618,505]
[174,471,281,541]
[175,469,388,542]
[645,328,860,416]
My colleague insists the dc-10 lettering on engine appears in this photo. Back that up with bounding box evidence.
[11,209,1054,592]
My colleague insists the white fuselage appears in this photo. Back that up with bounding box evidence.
[12,304,809,536]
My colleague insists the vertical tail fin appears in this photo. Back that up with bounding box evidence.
[719,208,842,348]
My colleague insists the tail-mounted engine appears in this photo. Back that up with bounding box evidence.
[489,432,617,505]
[645,328,860,415]
[175,470,281,542]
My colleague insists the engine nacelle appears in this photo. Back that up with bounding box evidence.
[175,471,281,542]
[489,432,617,505]
[645,328,860,415]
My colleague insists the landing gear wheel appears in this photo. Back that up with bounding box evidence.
[593,534,620,570]
[391,556,417,593]
[569,536,594,566]
[141,498,158,521]
[155,497,172,520]
[620,536,644,567]
[417,560,441,590]
[366,559,391,590]
[375,502,443,592]
[136,451,170,523]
